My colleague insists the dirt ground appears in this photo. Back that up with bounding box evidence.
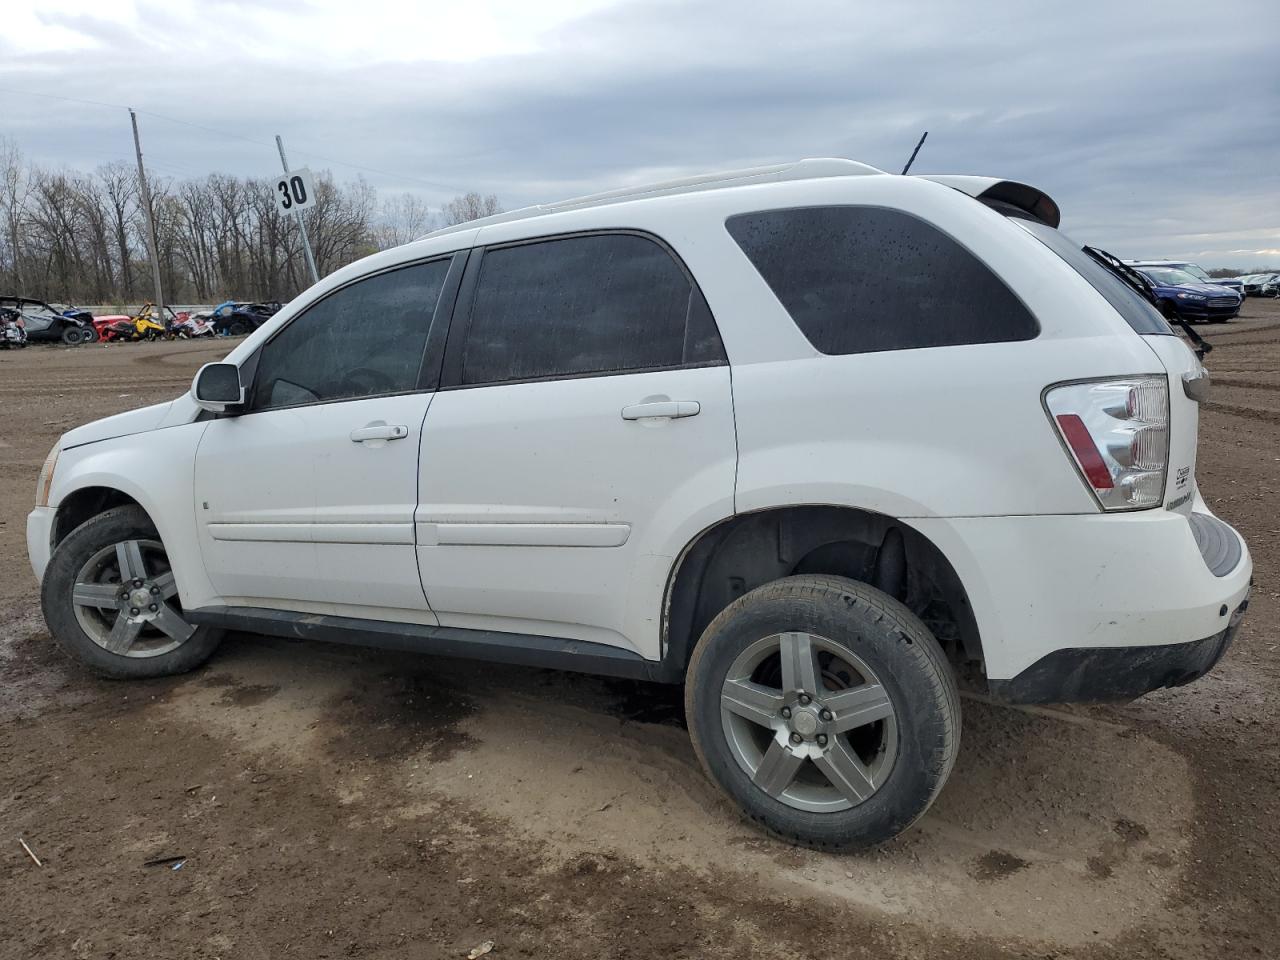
[1,304,1277,960]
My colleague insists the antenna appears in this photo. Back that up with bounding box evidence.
[901,131,928,175]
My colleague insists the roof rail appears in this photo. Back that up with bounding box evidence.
[420,157,884,240]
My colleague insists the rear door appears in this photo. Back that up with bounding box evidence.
[415,231,737,658]
[194,255,462,618]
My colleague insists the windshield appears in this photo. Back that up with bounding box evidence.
[1012,219,1173,335]
[1141,267,1201,286]
[1181,264,1211,281]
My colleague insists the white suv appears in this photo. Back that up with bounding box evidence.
[27,159,1252,849]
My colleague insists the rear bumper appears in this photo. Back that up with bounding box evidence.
[988,586,1249,703]
[910,496,1252,696]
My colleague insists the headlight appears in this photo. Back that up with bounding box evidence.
[1176,292,1205,300]
[36,445,60,507]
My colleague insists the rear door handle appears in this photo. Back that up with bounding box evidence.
[350,423,409,443]
[620,400,701,421]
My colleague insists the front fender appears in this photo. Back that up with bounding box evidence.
[49,421,218,609]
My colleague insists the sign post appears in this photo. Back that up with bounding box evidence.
[273,135,320,285]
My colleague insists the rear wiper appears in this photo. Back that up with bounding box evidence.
[1082,245,1212,359]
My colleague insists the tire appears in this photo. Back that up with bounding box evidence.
[60,325,83,345]
[40,505,224,679]
[227,320,248,336]
[685,574,960,850]
[80,326,100,343]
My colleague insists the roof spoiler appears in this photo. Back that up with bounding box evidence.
[918,175,1061,229]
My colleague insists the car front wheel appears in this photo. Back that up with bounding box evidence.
[685,574,960,850]
[40,505,224,679]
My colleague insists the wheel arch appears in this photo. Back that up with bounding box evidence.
[661,504,984,685]
[52,485,146,548]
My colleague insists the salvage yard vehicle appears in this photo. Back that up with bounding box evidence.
[1,307,27,348]
[1240,273,1280,297]
[1125,259,1245,300]
[27,159,1252,850]
[0,295,95,344]
[1132,266,1241,323]
[207,300,283,336]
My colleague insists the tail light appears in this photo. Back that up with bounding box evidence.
[1044,376,1169,511]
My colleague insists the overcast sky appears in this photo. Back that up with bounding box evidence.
[2,0,1277,267]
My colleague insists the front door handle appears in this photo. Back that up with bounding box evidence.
[620,400,700,421]
[350,423,409,443]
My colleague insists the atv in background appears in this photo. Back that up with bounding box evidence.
[0,296,96,344]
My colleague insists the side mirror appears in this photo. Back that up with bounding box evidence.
[192,362,245,414]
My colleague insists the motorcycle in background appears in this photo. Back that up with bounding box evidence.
[1,308,27,349]
[172,313,216,338]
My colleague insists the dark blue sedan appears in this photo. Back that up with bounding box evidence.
[1134,267,1241,323]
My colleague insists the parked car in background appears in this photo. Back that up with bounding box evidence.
[1132,266,1241,323]
[204,300,284,336]
[0,296,96,344]
[1240,273,1280,297]
[1125,260,1245,300]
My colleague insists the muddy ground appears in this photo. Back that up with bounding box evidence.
[1,304,1277,959]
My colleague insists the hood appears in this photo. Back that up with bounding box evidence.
[61,401,174,450]
[1177,282,1239,296]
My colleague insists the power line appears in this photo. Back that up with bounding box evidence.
[0,84,465,193]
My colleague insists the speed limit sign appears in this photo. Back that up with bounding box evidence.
[273,167,316,213]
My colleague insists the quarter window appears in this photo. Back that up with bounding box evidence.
[460,233,725,385]
[727,206,1039,355]
[253,258,451,410]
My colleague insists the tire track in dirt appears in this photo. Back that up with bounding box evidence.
[1201,400,1280,425]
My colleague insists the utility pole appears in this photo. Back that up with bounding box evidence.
[275,135,320,285]
[129,109,165,311]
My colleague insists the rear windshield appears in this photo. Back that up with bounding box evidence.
[1013,219,1174,335]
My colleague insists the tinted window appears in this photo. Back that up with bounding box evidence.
[253,259,450,410]
[461,233,724,385]
[1013,220,1173,336]
[727,206,1039,355]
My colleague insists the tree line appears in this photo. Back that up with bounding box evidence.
[0,138,500,306]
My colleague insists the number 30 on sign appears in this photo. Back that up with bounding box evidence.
[274,168,316,213]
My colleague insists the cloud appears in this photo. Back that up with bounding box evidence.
[2,0,1277,267]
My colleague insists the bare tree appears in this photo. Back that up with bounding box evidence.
[0,142,500,302]
[376,191,435,248]
[441,191,502,227]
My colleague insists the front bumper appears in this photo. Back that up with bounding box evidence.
[1175,300,1240,320]
[27,506,55,583]
[988,586,1249,703]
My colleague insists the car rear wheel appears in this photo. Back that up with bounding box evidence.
[227,320,248,336]
[60,325,83,345]
[685,574,960,850]
[80,325,99,343]
[41,505,224,679]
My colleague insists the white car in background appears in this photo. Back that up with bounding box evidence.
[28,159,1251,849]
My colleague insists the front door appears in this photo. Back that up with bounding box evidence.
[416,232,738,658]
[194,255,460,620]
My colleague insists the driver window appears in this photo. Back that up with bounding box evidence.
[252,258,451,411]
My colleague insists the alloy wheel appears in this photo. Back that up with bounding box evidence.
[720,631,898,813]
[70,539,195,658]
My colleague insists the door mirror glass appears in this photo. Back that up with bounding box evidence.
[193,362,245,413]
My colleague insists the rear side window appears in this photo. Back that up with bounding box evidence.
[253,258,451,410]
[460,233,725,385]
[726,206,1039,355]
